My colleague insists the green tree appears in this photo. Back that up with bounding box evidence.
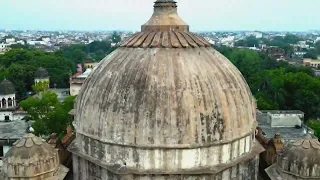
[308,120,320,138]
[71,49,86,64]
[111,31,121,43]
[20,91,59,136]
[32,81,49,93]
[217,46,320,120]
[20,89,76,137]
[304,52,317,59]
[94,49,105,61]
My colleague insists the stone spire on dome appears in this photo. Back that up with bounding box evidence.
[121,0,211,48]
[142,0,189,32]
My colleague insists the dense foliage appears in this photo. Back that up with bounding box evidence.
[217,46,319,120]
[0,49,75,98]
[0,34,119,99]
[308,120,320,138]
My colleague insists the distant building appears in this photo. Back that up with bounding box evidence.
[293,51,307,59]
[261,47,286,59]
[69,69,93,96]
[303,58,320,68]
[0,44,10,54]
[42,37,51,42]
[0,79,28,167]
[313,69,320,76]
[84,61,98,69]
[69,59,98,96]
[245,31,263,38]
[27,40,49,46]
[257,110,316,144]
[0,80,26,122]
[5,38,15,44]
[49,88,70,102]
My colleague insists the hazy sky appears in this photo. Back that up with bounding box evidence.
[0,0,318,31]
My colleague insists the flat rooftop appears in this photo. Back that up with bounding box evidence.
[0,120,29,140]
[260,110,304,115]
[256,112,316,141]
[49,88,70,102]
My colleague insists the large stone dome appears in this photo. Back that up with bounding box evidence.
[76,2,256,148]
[70,1,261,178]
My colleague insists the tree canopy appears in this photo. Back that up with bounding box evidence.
[217,46,318,120]
[0,38,117,99]
[20,83,76,138]
[0,49,75,98]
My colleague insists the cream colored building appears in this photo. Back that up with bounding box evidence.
[303,58,320,68]
[84,62,98,69]
[69,69,93,96]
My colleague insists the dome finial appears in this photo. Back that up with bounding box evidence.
[154,0,177,6]
[141,0,188,32]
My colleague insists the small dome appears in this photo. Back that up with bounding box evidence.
[2,133,60,178]
[0,79,15,95]
[276,139,320,178]
[35,67,49,78]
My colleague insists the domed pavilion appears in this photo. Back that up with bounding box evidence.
[1,133,69,180]
[68,0,264,179]
[266,138,320,180]
[34,67,50,85]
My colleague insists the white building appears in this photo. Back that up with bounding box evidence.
[0,44,10,54]
[0,79,28,167]
[42,37,51,42]
[0,80,24,122]
[27,40,49,46]
[0,44,9,49]
[5,38,15,44]
[257,110,316,144]
[245,31,263,38]
[16,40,25,45]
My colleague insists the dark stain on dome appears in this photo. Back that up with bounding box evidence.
[75,0,256,149]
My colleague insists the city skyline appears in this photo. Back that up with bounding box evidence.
[0,0,319,31]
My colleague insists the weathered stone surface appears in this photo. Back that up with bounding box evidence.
[266,138,320,180]
[72,153,260,180]
[75,47,256,147]
[120,32,211,48]
[70,0,261,179]
[2,133,69,179]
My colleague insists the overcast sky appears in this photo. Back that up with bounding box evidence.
[0,0,318,31]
